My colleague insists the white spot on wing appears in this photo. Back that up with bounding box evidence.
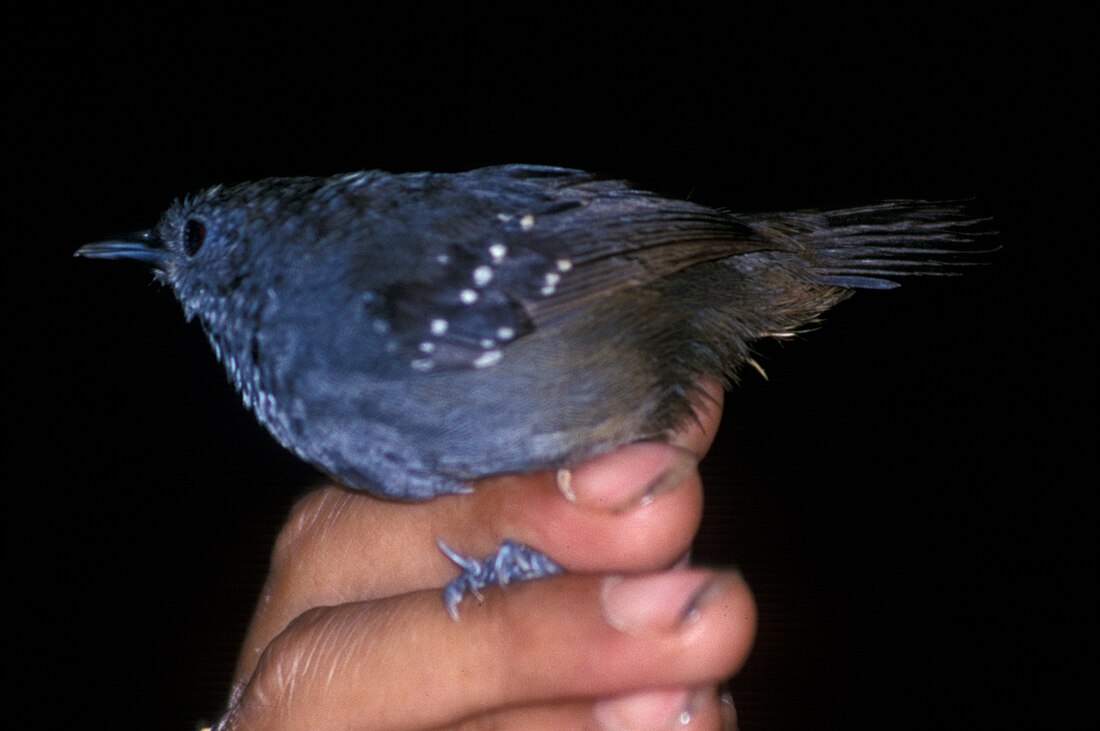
[473,265,493,287]
[541,271,561,296]
[473,350,502,368]
[460,289,478,304]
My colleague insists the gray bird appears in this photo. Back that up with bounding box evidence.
[77,164,983,614]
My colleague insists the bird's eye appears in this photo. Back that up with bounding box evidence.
[183,219,206,256]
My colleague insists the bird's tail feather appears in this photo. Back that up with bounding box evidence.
[742,201,993,290]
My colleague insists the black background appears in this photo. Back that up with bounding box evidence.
[11,10,1075,731]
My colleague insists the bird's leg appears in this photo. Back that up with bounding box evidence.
[437,538,563,620]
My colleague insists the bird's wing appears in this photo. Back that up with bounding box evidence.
[353,166,780,374]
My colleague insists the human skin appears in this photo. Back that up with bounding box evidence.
[212,384,755,730]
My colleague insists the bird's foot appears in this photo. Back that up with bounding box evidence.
[438,538,563,620]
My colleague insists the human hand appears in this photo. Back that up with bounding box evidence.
[211,384,754,730]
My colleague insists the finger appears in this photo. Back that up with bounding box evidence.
[220,569,754,731]
[456,441,703,572]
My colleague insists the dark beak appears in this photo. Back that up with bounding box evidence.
[76,230,168,269]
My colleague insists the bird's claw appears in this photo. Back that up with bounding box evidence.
[438,538,563,620]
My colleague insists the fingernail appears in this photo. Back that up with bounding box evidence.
[556,467,576,502]
[557,443,697,512]
[594,687,712,730]
[719,688,738,731]
[600,570,725,634]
